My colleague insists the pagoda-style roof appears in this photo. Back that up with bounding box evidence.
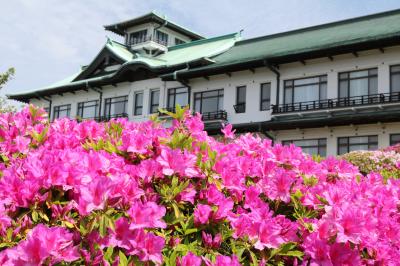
[162,8,400,80]
[8,33,240,102]
[104,11,204,41]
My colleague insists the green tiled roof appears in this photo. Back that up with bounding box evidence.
[8,33,240,100]
[104,11,204,40]
[170,8,400,78]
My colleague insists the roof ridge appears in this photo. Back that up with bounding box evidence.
[167,32,240,51]
[237,8,400,46]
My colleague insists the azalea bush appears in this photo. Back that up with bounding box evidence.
[0,106,400,265]
[341,149,400,179]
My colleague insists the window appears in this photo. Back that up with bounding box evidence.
[104,96,128,117]
[134,92,144,116]
[150,89,160,113]
[53,104,71,120]
[77,100,99,119]
[175,38,185,45]
[156,30,168,45]
[260,83,271,111]
[282,138,327,157]
[284,75,327,104]
[338,135,378,155]
[235,86,246,113]
[194,89,224,114]
[390,134,400,146]
[167,87,189,110]
[129,30,148,45]
[390,65,400,93]
[339,68,378,98]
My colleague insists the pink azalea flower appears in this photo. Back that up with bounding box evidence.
[221,124,235,139]
[177,252,202,266]
[194,204,213,225]
[128,201,166,229]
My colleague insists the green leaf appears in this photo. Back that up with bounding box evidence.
[118,251,128,266]
[248,250,258,266]
[32,210,38,222]
[104,246,114,262]
[99,215,107,237]
[286,250,304,258]
[184,227,198,235]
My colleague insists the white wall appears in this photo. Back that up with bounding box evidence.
[29,46,400,153]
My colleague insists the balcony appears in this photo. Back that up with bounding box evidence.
[272,92,400,114]
[233,103,246,113]
[201,110,227,122]
[126,35,168,48]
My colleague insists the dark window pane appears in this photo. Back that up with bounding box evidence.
[134,92,143,115]
[284,75,327,104]
[339,81,348,98]
[391,74,400,93]
[284,88,293,104]
[193,89,224,114]
[77,100,98,119]
[236,86,246,104]
[129,30,148,44]
[150,90,160,113]
[390,134,400,146]
[338,135,378,155]
[282,138,327,156]
[104,96,127,117]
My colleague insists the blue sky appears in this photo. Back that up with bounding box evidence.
[2,0,400,95]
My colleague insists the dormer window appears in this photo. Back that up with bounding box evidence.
[129,30,148,45]
[155,30,168,46]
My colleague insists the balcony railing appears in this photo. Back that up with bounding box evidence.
[233,103,246,113]
[201,110,227,122]
[272,92,400,114]
[126,35,168,47]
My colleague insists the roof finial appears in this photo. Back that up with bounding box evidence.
[106,36,113,45]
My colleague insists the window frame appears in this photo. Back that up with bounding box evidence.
[194,89,224,114]
[53,104,71,121]
[77,100,99,119]
[260,82,271,111]
[155,30,169,45]
[282,138,327,157]
[129,29,148,44]
[338,68,378,98]
[235,85,246,113]
[337,135,378,155]
[390,64,400,93]
[283,75,327,104]
[149,89,160,114]
[133,91,144,116]
[103,96,128,117]
[390,133,400,146]
[167,87,189,110]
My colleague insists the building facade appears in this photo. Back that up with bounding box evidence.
[9,10,400,156]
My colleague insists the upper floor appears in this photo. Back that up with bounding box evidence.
[104,12,204,54]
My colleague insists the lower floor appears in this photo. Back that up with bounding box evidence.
[271,122,400,156]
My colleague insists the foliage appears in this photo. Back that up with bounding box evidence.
[0,68,17,113]
[0,105,399,265]
[341,149,400,179]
